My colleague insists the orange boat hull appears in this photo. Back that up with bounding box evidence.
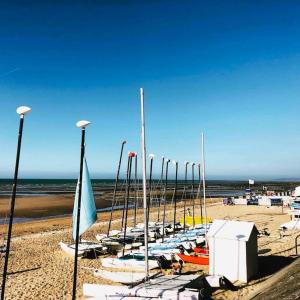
[193,247,209,255]
[177,253,209,265]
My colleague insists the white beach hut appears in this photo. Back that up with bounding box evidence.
[208,219,258,283]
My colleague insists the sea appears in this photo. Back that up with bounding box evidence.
[0,179,297,224]
[0,178,297,197]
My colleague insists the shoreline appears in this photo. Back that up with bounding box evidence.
[0,193,221,221]
[0,198,222,237]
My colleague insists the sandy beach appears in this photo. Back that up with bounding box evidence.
[0,198,299,300]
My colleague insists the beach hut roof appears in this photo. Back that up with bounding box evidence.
[207,219,258,242]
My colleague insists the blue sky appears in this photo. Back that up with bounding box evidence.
[0,1,300,180]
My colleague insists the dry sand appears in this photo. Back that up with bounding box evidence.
[0,200,299,299]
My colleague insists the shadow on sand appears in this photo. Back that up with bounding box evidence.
[8,266,41,276]
[255,255,295,279]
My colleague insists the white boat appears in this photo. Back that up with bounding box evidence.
[94,269,159,284]
[101,254,159,270]
[59,241,106,257]
[96,230,122,241]
[84,290,199,300]
[86,297,154,300]
[83,275,201,299]
[280,220,300,230]
[121,249,179,262]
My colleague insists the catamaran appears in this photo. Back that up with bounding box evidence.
[101,253,160,271]
[94,268,159,285]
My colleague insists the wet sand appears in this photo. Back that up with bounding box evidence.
[0,201,299,299]
[0,194,111,219]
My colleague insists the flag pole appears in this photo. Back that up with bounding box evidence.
[107,140,126,236]
[72,120,90,300]
[140,87,149,280]
[1,106,31,300]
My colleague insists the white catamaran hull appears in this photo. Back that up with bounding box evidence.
[94,269,159,284]
[101,257,159,270]
[280,220,300,230]
[59,241,106,257]
[83,275,201,299]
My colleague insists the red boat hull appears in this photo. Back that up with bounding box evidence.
[177,253,209,265]
[193,247,209,255]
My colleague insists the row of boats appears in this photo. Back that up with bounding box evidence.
[58,90,225,299]
[59,163,211,282]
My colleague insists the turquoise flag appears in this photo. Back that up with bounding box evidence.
[72,158,97,240]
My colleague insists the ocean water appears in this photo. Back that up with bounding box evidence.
[0,178,296,197]
[0,179,296,224]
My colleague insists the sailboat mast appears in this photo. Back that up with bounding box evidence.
[140,87,149,279]
[134,153,138,227]
[162,159,170,242]
[183,161,189,232]
[198,163,203,222]
[121,157,131,230]
[202,132,208,239]
[122,153,133,254]
[173,161,178,233]
[157,156,165,222]
[147,154,154,224]
[72,120,90,300]
[192,162,195,227]
[1,106,31,300]
[107,140,126,236]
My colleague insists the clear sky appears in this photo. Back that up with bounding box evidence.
[0,1,300,180]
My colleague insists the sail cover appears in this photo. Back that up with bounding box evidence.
[72,158,97,240]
